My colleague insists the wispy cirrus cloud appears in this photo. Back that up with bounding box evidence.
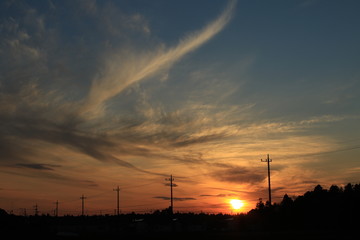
[199,193,237,197]
[4,0,348,185]
[210,166,266,184]
[0,167,99,188]
[15,163,61,171]
[153,196,196,201]
[0,0,237,180]
[79,0,236,118]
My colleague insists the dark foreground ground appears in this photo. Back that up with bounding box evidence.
[4,229,359,240]
[55,231,358,240]
[1,213,358,240]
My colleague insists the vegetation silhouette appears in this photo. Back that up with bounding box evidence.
[246,183,360,234]
[0,183,359,239]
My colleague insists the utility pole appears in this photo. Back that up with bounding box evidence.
[33,203,39,216]
[113,186,120,215]
[54,200,59,217]
[165,175,175,214]
[261,154,272,205]
[21,208,27,216]
[80,194,87,216]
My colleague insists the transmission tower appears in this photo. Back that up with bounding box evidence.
[113,186,120,215]
[261,154,272,205]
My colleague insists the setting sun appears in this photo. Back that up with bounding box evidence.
[230,199,244,210]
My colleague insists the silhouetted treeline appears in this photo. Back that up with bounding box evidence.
[1,183,359,239]
[245,183,360,234]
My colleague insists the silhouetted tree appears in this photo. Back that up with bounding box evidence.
[314,184,324,193]
[265,200,272,208]
[280,194,293,208]
[329,184,341,193]
[256,198,265,210]
[354,183,360,193]
[0,208,8,217]
[344,183,353,193]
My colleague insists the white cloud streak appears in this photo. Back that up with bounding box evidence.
[79,0,236,118]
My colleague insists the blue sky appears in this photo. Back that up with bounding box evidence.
[1,0,360,215]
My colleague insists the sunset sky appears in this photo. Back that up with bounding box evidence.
[1,0,360,216]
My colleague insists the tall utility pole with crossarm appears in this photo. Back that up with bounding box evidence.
[113,186,120,215]
[54,200,59,217]
[165,175,175,214]
[261,154,272,205]
[80,194,87,216]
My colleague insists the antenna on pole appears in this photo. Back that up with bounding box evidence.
[80,194,87,216]
[113,186,120,216]
[165,174,175,214]
[261,154,272,206]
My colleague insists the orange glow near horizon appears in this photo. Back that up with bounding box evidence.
[229,199,244,212]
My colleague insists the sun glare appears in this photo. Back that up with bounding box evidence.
[230,199,244,210]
